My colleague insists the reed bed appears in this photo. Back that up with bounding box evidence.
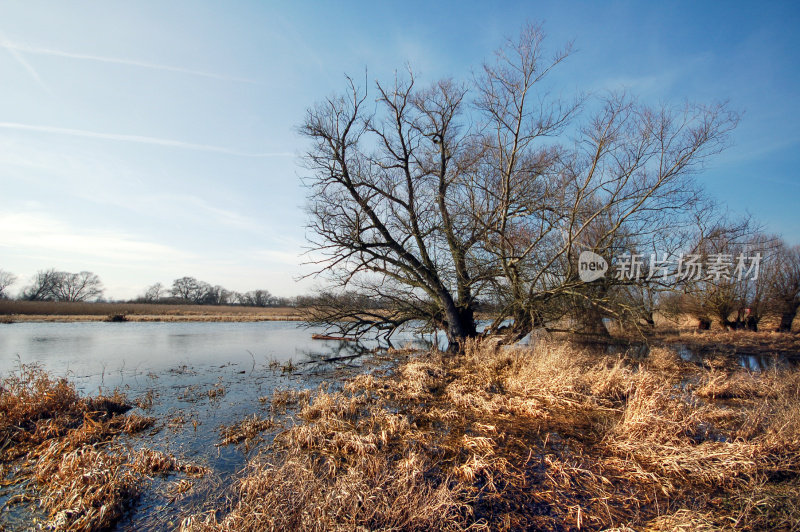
[183,340,800,531]
[0,300,307,322]
[0,365,205,530]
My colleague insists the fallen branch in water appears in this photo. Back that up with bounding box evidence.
[311,333,358,341]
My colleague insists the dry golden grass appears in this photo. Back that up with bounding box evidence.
[0,365,206,530]
[260,388,312,414]
[0,300,307,322]
[182,339,800,531]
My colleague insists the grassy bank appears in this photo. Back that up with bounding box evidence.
[0,301,307,322]
[181,339,800,531]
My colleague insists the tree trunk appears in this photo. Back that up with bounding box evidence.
[777,305,799,332]
[579,308,610,337]
[441,293,477,352]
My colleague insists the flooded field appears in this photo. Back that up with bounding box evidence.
[0,321,430,529]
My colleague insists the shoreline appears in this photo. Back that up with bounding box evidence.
[2,313,307,323]
[0,301,309,323]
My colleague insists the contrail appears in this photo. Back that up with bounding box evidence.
[0,122,293,158]
[0,32,52,93]
[0,40,261,85]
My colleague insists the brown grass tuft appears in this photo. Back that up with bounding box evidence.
[218,415,279,447]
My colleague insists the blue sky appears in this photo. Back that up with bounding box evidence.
[1,1,798,299]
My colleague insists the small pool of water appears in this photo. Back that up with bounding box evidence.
[672,342,799,371]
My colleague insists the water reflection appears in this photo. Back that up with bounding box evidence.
[1,321,426,390]
[670,342,799,372]
[737,353,799,372]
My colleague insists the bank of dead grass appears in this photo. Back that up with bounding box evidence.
[184,340,800,531]
[0,300,307,322]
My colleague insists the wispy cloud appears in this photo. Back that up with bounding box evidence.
[715,134,800,167]
[0,211,192,263]
[0,122,293,158]
[0,39,261,85]
[592,53,713,97]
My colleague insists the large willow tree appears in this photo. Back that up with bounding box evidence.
[300,24,738,349]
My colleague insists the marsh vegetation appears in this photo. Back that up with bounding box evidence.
[177,336,800,531]
[2,325,798,530]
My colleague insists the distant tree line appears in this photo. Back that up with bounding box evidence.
[658,232,800,333]
[135,277,297,307]
[1,246,798,332]
[0,270,302,308]
[0,268,394,310]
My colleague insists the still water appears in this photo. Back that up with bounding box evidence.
[0,321,430,391]
[0,321,431,529]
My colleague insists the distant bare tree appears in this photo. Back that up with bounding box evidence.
[171,277,205,303]
[767,243,800,332]
[21,269,62,301]
[199,284,232,305]
[50,271,105,302]
[0,269,16,299]
[142,282,166,302]
[21,269,104,302]
[674,221,779,330]
[169,277,235,305]
[237,290,274,307]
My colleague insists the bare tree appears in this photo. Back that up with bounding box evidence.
[0,269,16,299]
[767,243,800,332]
[21,269,104,302]
[171,277,205,303]
[199,284,232,305]
[237,289,274,307]
[21,269,62,301]
[50,271,104,302]
[673,220,778,330]
[301,23,738,348]
[301,75,482,348]
[142,282,166,303]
